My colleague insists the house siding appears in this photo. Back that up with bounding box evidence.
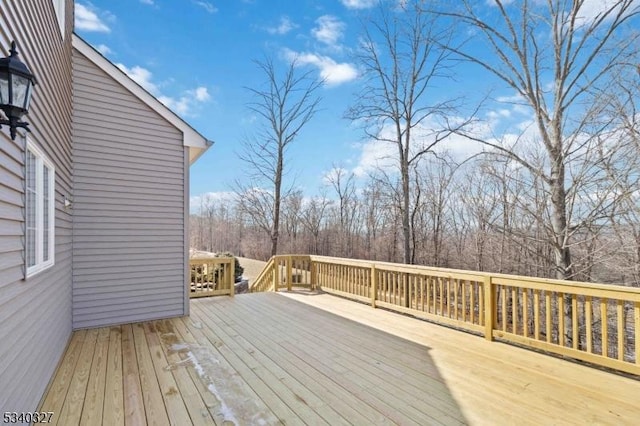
[0,0,73,415]
[72,49,187,329]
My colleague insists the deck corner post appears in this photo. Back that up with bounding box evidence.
[484,275,495,341]
[310,259,317,290]
[371,265,378,308]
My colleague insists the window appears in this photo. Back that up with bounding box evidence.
[52,0,65,38]
[26,141,55,277]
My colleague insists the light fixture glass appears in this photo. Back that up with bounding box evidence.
[0,41,36,140]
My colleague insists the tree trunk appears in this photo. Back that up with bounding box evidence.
[549,155,573,281]
[271,150,283,257]
[401,151,412,265]
[549,150,575,346]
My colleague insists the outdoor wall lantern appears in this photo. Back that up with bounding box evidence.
[0,41,36,140]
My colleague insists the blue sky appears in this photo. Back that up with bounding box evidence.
[73,0,629,206]
[75,0,394,201]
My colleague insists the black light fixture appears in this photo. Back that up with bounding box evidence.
[0,41,36,140]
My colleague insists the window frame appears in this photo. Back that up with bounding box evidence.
[25,140,55,278]
[52,0,65,39]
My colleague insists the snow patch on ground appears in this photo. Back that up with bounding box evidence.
[188,350,239,425]
[163,336,274,425]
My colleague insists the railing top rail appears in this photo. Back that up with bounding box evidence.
[255,254,640,298]
[306,255,640,297]
[250,257,276,289]
[190,256,234,263]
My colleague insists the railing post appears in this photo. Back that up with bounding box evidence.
[403,272,410,308]
[228,258,234,297]
[371,265,377,308]
[310,259,316,290]
[635,302,640,365]
[287,256,293,291]
[274,258,279,292]
[484,275,494,341]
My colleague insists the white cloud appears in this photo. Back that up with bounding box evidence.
[312,15,345,47]
[284,49,358,86]
[487,109,511,119]
[140,0,154,4]
[351,118,492,177]
[267,16,297,35]
[434,121,492,157]
[193,1,218,13]
[575,0,640,23]
[496,95,520,104]
[340,0,377,9]
[194,87,210,102]
[486,0,639,24]
[322,167,351,185]
[190,192,237,214]
[496,92,530,115]
[159,89,211,116]
[116,64,210,116]
[158,95,190,115]
[95,44,112,55]
[159,86,211,116]
[75,4,111,32]
[352,139,397,177]
[116,63,159,93]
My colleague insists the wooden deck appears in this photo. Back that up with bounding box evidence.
[40,292,640,425]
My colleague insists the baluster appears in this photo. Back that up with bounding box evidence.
[601,298,609,357]
[545,291,552,343]
[586,296,593,353]
[617,300,624,361]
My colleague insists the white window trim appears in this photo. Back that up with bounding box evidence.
[52,0,65,38]
[26,140,55,278]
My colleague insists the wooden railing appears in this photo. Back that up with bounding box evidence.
[189,257,235,298]
[250,254,640,376]
[250,255,313,293]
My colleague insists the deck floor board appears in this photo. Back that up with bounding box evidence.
[103,326,124,426]
[40,292,640,425]
[193,298,393,425]
[203,293,461,425]
[236,293,464,411]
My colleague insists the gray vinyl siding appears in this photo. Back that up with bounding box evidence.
[72,49,187,329]
[0,0,73,415]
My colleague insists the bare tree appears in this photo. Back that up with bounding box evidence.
[601,68,640,285]
[236,57,322,256]
[347,0,468,264]
[415,156,457,266]
[300,193,332,254]
[361,175,387,259]
[442,0,640,280]
[326,167,360,257]
[281,190,304,253]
